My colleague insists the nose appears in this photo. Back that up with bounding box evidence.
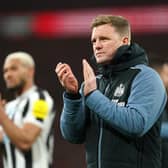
[4,70,11,81]
[94,40,102,50]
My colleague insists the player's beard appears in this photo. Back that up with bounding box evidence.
[7,79,25,95]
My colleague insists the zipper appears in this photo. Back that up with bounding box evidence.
[97,83,111,168]
[98,119,103,168]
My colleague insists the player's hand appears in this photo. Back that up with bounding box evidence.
[83,59,97,96]
[55,63,79,94]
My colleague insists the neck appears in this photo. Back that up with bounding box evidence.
[15,81,34,97]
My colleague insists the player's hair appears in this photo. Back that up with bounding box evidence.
[91,15,131,43]
[5,51,35,68]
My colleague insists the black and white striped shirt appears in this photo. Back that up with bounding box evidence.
[1,85,56,168]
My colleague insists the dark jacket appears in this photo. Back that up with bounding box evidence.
[61,43,167,168]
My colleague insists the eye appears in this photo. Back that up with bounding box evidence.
[91,38,96,44]
[10,66,18,71]
[3,68,7,74]
[100,37,109,42]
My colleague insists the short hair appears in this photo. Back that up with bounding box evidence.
[5,51,35,68]
[91,15,131,42]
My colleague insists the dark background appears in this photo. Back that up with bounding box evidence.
[0,0,168,12]
[0,1,168,168]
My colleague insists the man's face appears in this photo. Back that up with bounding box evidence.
[3,59,28,91]
[91,24,128,64]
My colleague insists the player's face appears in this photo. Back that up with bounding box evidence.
[91,24,128,64]
[3,59,28,90]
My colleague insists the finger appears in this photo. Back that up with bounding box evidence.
[83,59,93,81]
[83,59,89,81]
[57,68,69,83]
[58,66,68,76]
[55,63,72,74]
[55,62,63,73]
[83,59,94,80]
[56,64,70,78]
[57,64,75,88]
[61,71,73,83]
[55,63,67,74]
[85,60,95,76]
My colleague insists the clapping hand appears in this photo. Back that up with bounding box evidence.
[55,63,79,94]
[82,59,97,96]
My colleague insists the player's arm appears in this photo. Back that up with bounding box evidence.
[0,111,41,151]
[0,97,49,151]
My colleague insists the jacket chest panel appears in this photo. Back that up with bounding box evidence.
[98,68,140,107]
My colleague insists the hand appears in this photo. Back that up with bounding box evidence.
[83,59,97,96]
[55,63,79,94]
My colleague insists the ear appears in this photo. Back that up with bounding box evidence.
[30,67,35,77]
[27,67,35,78]
[122,37,129,45]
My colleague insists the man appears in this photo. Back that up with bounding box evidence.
[55,15,167,168]
[150,59,168,168]
[0,52,55,168]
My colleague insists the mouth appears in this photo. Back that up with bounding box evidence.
[96,52,104,57]
[5,79,15,87]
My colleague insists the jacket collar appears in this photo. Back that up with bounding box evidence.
[91,43,148,77]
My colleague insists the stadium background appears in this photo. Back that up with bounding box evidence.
[0,0,168,167]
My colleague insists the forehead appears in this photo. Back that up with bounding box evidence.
[3,58,23,68]
[91,24,117,38]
